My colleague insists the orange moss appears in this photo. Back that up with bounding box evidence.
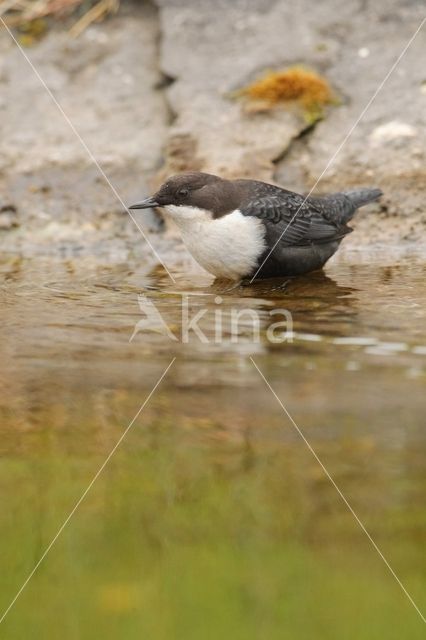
[239,67,335,120]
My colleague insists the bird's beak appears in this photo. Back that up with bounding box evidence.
[128,195,159,210]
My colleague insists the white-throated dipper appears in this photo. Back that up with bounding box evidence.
[129,172,382,280]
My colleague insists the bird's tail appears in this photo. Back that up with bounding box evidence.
[343,188,383,209]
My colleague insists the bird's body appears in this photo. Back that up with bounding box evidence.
[165,205,265,280]
[130,172,382,281]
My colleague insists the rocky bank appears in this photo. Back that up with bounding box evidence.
[0,0,425,263]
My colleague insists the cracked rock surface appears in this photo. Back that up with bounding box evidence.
[0,0,425,256]
[0,0,168,257]
[157,0,426,245]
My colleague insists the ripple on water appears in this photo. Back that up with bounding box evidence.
[0,253,425,637]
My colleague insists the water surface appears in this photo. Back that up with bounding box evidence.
[0,250,425,638]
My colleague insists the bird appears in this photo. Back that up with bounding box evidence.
[129,172,382,281]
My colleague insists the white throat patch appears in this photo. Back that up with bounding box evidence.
[165,205,211,223]
[164,206,266,280]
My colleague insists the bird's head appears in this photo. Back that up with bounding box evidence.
[129,172,240,220]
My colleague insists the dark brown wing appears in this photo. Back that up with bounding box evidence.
[240,193,350,246]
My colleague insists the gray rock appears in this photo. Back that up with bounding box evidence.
[0,1,170,253]
[0,0,424,255]
[157,0,426,243]
[157,0,313,178]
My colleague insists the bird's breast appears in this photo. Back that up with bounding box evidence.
[177,210,267,280]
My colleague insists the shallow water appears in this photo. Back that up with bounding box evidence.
[0,250,425,638]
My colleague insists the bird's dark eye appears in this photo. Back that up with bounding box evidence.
[178,188,189,197]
